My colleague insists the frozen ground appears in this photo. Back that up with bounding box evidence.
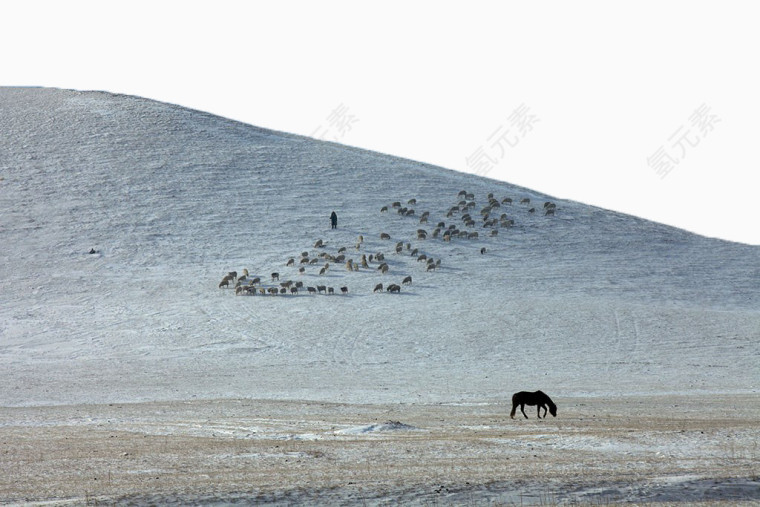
[0,87,758,504]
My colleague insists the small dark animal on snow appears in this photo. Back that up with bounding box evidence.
[510,390,557,419]
[340,286,348,294]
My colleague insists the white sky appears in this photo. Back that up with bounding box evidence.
[4,1,759,245]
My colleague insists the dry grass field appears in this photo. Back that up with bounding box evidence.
[2,394,758,505]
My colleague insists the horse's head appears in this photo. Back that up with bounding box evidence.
[549,404,557,417]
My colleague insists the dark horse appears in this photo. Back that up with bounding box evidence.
[510,390,557,419]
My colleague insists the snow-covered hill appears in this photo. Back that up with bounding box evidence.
[1,87,758,408]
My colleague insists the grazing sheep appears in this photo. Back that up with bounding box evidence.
[417,230,427,240]
[380,232,391,240]
[259,288,267,295]
[307,286,317,294]
[301,251,308,258]
[317,285,327,294]
[392,201,401,208]
[402,275,412,285]
[319,267,327,276]
[375,253,385,261]
[468,232,479,239]
[380,264,389,274]
[357,235,364,244]
[380,206,388,212]
[419,216,428,224]
[338,246,347,253]
[544,201,556,209]
[280,280,293,288]
[388,284,401,293]
[410,248,418,257]
[432,228,441,238]
[309,258,319,264]
[481,247,487,254]
[417,254,428,262]
[299,267,306,274]
[328,287,335,294]
[271,272,280,281]
[268,287,279,295]
[335,254,346,263]
[279,288,287,295]
[458,190,468,197]
[528,207,536,213]
[443,232,451,242]
[300,257,310,264]
[219,278,230,289]
[426,263,436,272]
[373,283,383,292]
[345,260,354,271]
[395,244,403,254]
[491,229,499,236]
[361,255,369,268]
[520,198,530,204]
[295,281,303,288]
[340,286,348,294]
[286,258,295,267]
[466,193,475,200]
[314,239,324,248]
[290,287,298,294]
[408,198,417,205]
[502,197,512,204]
[397,207,407,215]
[545,208,555,216]
[251,277,261,285]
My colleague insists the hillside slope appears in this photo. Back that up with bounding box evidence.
[1,87,758,407]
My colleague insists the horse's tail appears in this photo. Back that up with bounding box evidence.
[510,393,518,419]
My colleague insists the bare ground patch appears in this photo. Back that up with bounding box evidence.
[1,395,758,504]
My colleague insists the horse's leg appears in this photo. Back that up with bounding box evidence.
[539,404,547,418]
[520,404,528,419]
[537,405,542,418]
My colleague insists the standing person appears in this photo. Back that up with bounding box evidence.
[330,211,338,229]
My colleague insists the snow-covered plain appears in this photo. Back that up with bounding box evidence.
[1,88,758,504]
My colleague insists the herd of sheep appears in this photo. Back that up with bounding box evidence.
[218,189,557,297]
